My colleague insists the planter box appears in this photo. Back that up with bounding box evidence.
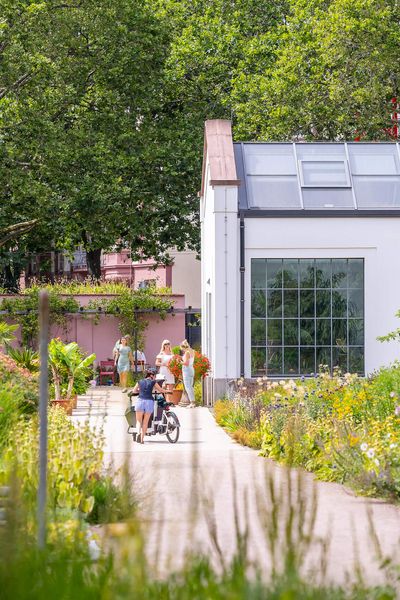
[170,389,182,405]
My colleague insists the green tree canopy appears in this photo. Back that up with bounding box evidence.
[232,0,400,140]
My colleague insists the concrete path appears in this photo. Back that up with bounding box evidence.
[73,387,400,585]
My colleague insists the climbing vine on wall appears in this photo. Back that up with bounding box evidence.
[0,285,173,348]
[86,288,173,341]
[0,288,79,347]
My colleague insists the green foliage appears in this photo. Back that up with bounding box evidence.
[0,463,397,598]
[86,287,173,341]
[48,338,96,401]
[0,322,18,347]
[0,389,21,451]
[0,407,104,520]
[0,221,37,248]
[217,366,400,500]
[378,310,400,343]
[87,476,137,525]
[0,285,173,348]
[6,346,39,373]
[0,352,39,428]
[0,0,199,285]
[232,0,400,141]
[194,380,202,406]
[0,288,79,347]
[30,278,172,296]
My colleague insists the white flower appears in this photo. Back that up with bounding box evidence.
[374,459,380,467]
[272,382,279,388]
[390,391,397,398]
[279,380,285,386]
[390,443,397,450]
[274,393,282,399]
[367,448,375,458]
[360,443,368,452]
[386,433,392,439]
[88,539,101,560]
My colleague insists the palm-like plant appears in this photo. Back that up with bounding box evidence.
[0,322,19,347]
[6,346,39,373]
[48,339,96,401]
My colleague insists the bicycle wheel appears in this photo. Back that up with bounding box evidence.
[166,411,180,444]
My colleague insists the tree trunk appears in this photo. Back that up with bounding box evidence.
[0,263,20,293]
[86,248,102,280]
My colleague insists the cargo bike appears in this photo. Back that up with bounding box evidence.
[125,386,180,444]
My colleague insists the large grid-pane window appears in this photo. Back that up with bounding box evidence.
[251,258,364,377]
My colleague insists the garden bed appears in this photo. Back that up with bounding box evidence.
[215,365,400,501]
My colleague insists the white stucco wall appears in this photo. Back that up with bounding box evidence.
[244,217,400,377]
[201,164,240,387]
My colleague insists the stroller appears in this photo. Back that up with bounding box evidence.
[125,380,180,444]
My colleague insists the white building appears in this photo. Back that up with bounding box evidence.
[200,120,400,402]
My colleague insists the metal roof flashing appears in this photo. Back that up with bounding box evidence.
[200,120,240,197]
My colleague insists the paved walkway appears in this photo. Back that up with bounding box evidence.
[73,387,400,585]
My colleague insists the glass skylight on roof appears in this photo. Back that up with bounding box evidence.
[246,176,301,209]
[299,160,350,187]
[245,145,296,175]
[236,142,400,212]
[353,177,400,208]
[348,144,400,175]
[296,144,346,159]
[302,188,354,209]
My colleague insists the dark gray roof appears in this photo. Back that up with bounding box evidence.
[234,142,400,215]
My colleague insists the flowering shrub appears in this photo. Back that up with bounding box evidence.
[215,365,400,500]
[169,351,211,383]
[0,350,38,435]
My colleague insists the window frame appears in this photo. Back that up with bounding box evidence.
[250,258,365,377]
[298,159,352,189]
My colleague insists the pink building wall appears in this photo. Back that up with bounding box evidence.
[1,293,185,367]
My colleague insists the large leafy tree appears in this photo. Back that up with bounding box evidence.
[232,0,400,140]
[0,0,199,283]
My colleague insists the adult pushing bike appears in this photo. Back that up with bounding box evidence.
[125,368,180,444]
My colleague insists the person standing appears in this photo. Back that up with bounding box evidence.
[133,348,147,372]
[180,339,196,408]
[155,339,175,393]
[131,369,166,444]
[116,336,135,392]
[113,334,131,384]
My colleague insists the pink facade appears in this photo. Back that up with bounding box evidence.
[67,249,172,288]
[1,293,185,367]
[101,250,172,288]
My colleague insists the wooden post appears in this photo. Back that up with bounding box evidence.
[37,290,49,549]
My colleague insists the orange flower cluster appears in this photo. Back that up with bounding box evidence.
[168,351,211,382]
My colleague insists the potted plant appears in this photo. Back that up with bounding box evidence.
[168,350,211,405]
[49,338,96,414]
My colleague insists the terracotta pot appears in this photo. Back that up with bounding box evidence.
[170,389,182,405]
[51,399,73,416]
[72,394,78,409]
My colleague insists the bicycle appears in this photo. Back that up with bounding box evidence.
[125,390,180,444]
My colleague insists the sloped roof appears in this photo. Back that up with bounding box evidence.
[234,142,400,215]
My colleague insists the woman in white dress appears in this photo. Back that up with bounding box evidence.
[155,339,175,393]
